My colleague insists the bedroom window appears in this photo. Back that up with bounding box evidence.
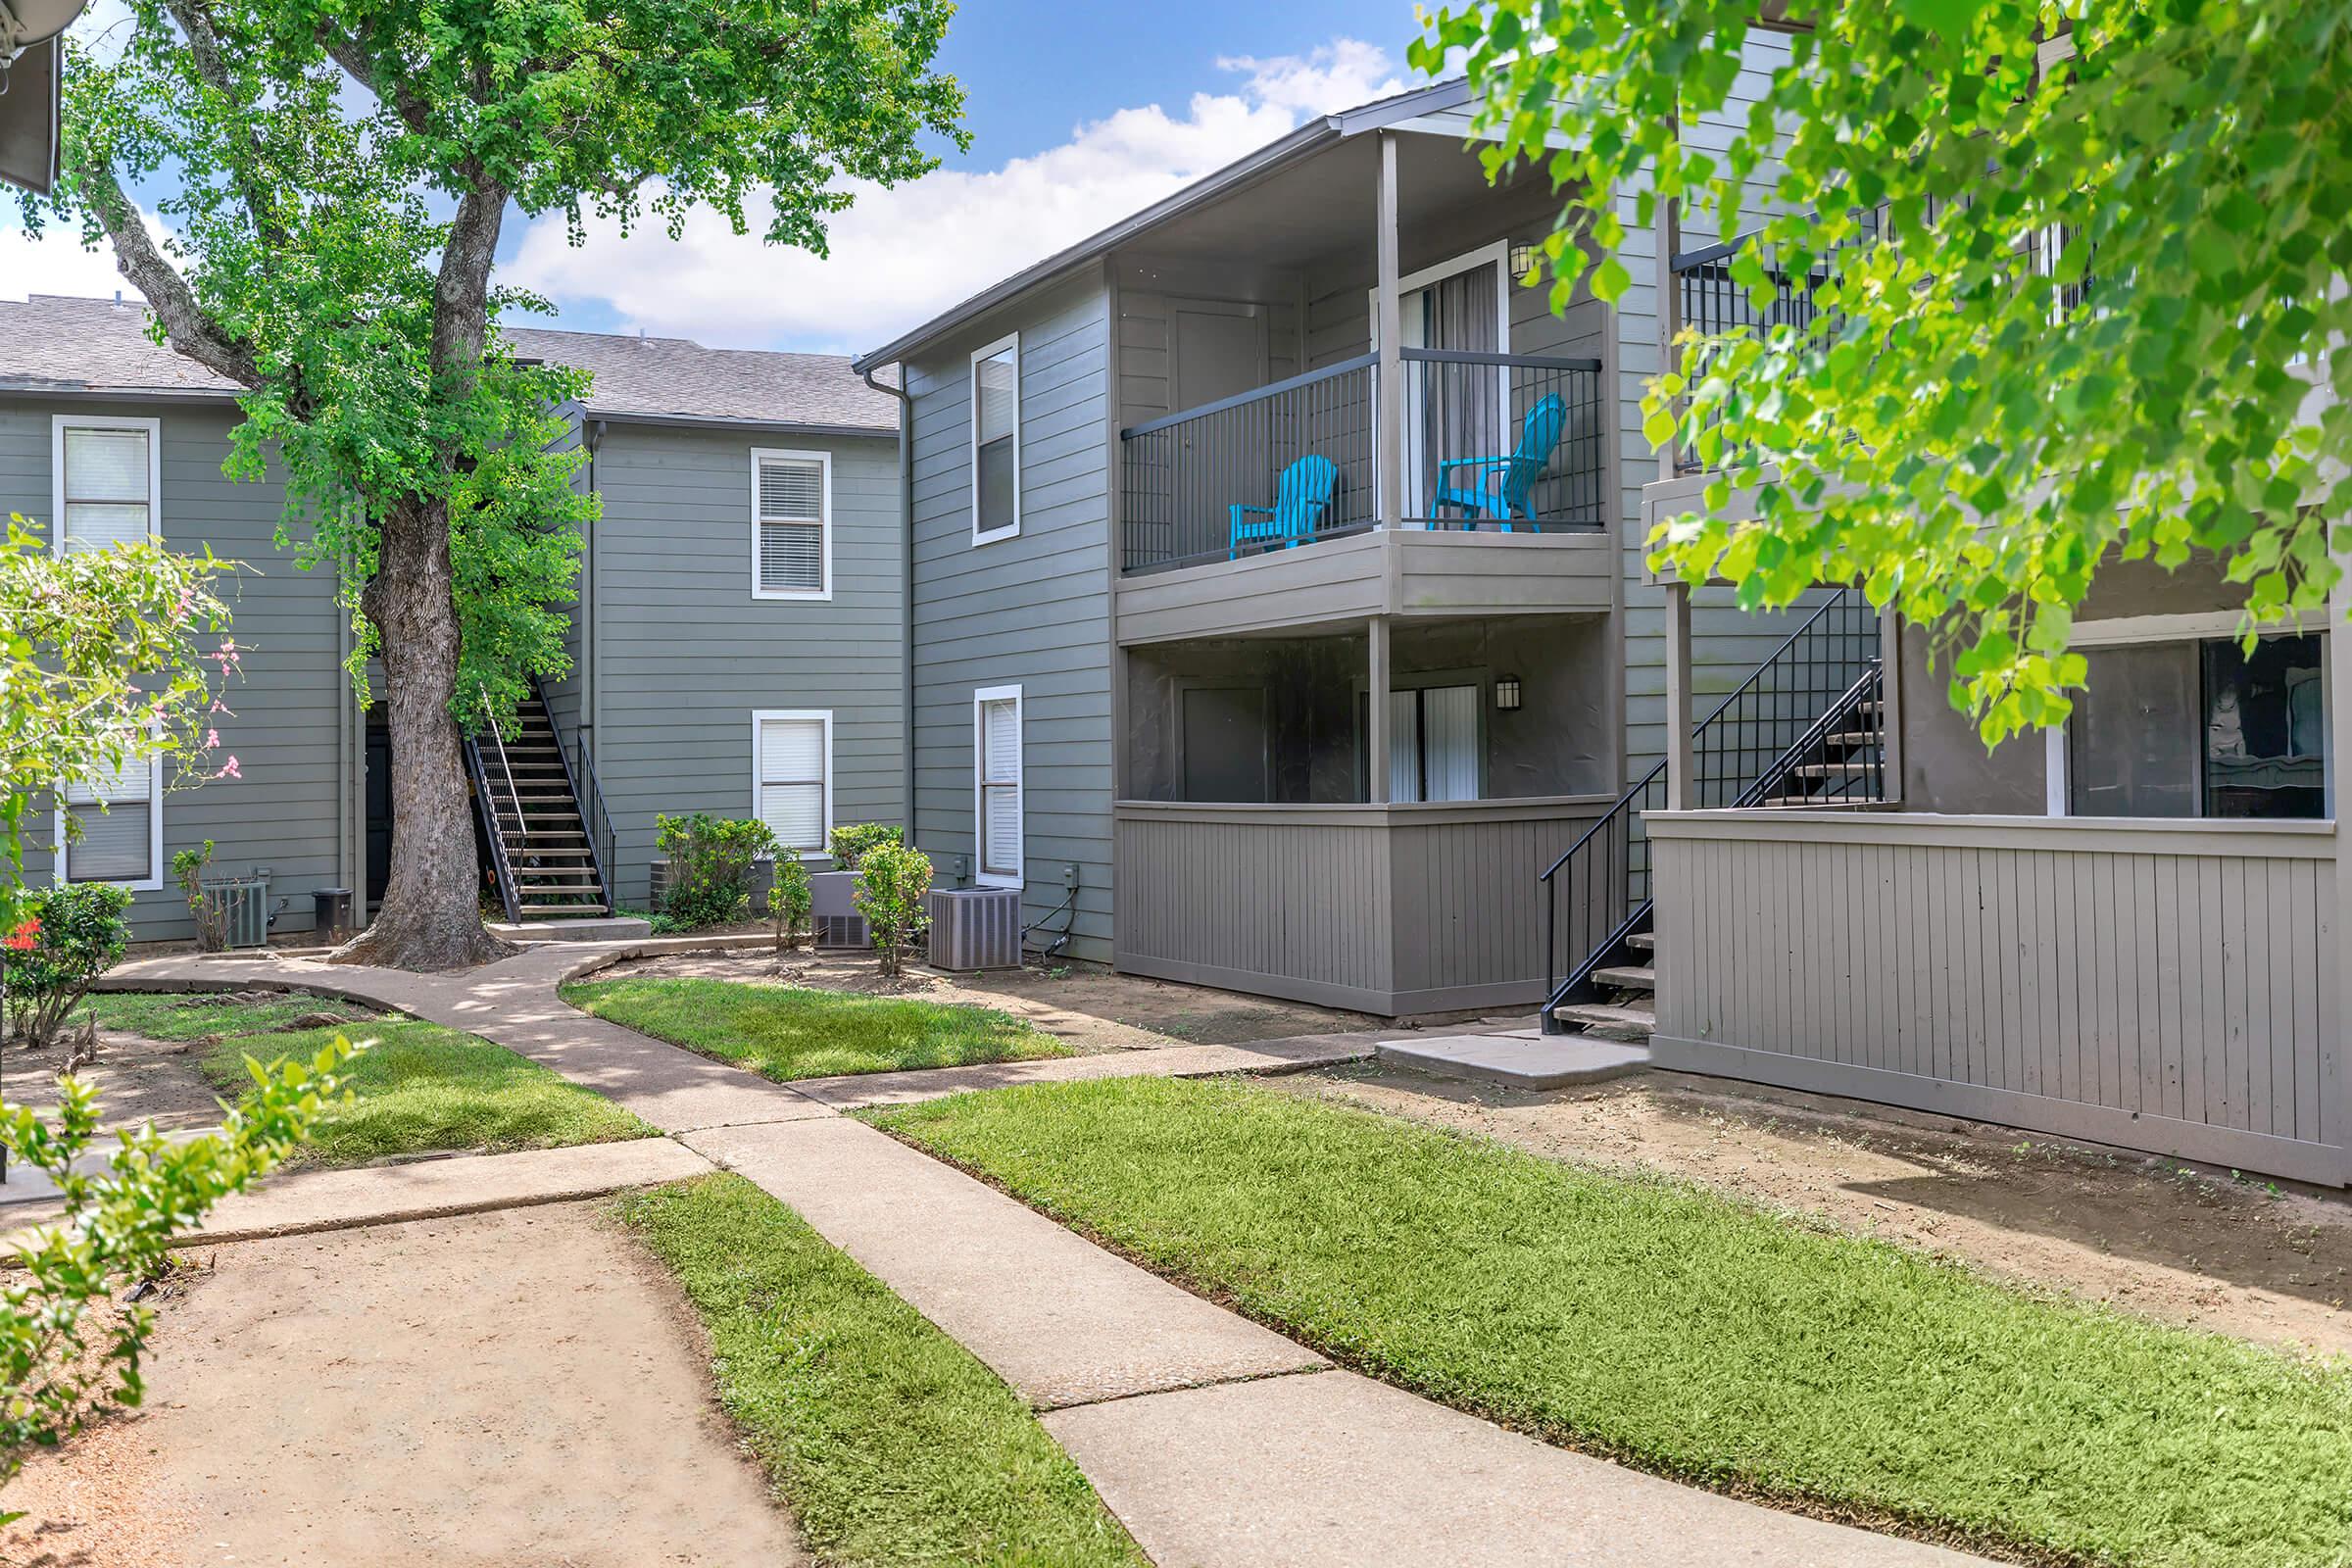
[971,334,1019,544]
[754,710,832,855]
[753,450,829,599]
[55,416,159,554]
[975,685,1022,886]
[60,750,164,889]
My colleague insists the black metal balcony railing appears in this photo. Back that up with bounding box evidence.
[1118,350,1605,574]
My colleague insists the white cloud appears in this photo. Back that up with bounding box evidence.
[504,39,1410,354]
[0,218,139,305]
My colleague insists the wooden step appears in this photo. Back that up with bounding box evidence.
[1626,931,1655,953]
[1545,1001,1656,1041]
[1592,963,1655,992]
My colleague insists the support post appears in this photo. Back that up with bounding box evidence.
[1652,179,1680,479]
[1375,130,1403,531]
[1368,615,1392,804]
[1663,579,1694,810]
[2328,548,2352,1185]
[1879,601,1903,803]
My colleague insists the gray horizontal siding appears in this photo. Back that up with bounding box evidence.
[0,398,349,941]
[906,273,1115,960]
[584,422,904,908]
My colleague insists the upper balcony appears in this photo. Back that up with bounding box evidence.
[1102,125,1619,646]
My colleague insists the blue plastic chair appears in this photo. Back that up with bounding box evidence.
[1229,454,1340,560]
[1431,393,1567,529]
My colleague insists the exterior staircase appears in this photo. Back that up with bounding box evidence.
[1539,588,1888,1040]
[464,681,612,921]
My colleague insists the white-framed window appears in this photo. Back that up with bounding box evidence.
[974,684,1022,887]
[751,448,830,599]
[57,749,165,891]
[753,710,833,858]
[53,415,161,555]
[970,333,1020,545]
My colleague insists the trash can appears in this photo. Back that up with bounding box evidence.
[312,887,354,941]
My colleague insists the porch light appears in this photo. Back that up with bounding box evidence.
[1495,674,1522,711]
[1508,242,1542,282]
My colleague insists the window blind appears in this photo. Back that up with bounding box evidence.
[756,456,824,594]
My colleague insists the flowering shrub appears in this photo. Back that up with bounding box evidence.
[655,813,777,929]
[172,839,228,952]
[2,885,133,1049]
[853,843,932,978]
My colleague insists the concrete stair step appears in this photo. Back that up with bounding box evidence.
[1544,1001,1655,1042]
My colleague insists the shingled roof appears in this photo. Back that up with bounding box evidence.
[0,296,897,432]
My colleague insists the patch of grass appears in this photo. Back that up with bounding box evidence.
[872,1076,2352,1568]
[562,976,1068,1082]
[90,991,654,1166]
[78,989,340,1041]
[617,1172,1145,1568]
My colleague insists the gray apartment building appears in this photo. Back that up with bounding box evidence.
[1,293,906,938]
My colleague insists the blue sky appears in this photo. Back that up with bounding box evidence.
[2,2,1442,355]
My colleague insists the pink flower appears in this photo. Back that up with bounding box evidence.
[219,756,241,780]
[204,728,220,749]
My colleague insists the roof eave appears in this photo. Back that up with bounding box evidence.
[0,380,242,404]
[586,408,898,440]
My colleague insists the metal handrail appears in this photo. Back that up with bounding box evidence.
[1120,354,1378,440]
[533,676,612,913]
[475,686,523,923]
[1539,587,1885,1020]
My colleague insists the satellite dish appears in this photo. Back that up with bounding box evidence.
[0,1,87,196]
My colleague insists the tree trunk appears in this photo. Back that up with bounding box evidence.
[331,496,513,970]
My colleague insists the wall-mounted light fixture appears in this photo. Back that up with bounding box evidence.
[1494,674,1522,711]
[1507,242,1542,282]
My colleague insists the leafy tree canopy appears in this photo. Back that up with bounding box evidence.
[1418,0,2352,741]
[28,0,963,723]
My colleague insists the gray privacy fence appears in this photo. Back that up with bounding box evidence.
[1119,351,1604,574]
[1648,809,2346,1186]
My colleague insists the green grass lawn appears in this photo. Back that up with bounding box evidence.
[561,976,1069,1083]
[83,992,654,1166]
[618,1173,1145,1568]
[872,1076,2352,1568]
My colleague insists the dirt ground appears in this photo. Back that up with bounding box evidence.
[0,1201,803,1568]
[1276,1062,2352,1358]
[594,948,1386,1053]
[0,1029,223,1139]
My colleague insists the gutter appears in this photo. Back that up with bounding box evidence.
[584,418,606,762]
[860,364,916,848]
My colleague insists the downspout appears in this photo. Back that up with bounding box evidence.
[336,558,356,925]
[584,419,605,757]
[861,365,915,848]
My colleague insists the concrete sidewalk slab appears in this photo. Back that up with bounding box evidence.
[1045,1371,1983,1568]
[684,1116,1325,1409]
[1377,1032,1650,1090]
[188,1138,713,1245]
[793,1032,1387,1110]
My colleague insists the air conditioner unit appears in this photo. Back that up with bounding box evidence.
[927,887,1022,971]
[199,875,270,950]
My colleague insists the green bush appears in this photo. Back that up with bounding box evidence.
[655,813,777,929]
[3,883,133,1047]
[170,839,226,952]
[853,843,932,978]
[826,822,902,872]
[771,857,812,953]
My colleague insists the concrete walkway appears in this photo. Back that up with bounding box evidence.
[105,942,1985,1567]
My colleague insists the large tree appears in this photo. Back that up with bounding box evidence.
[1418,0,2350,742]
[30,0,962,967]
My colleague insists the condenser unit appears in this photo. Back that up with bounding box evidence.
[199,875,270,950]
[926,887,1022,971]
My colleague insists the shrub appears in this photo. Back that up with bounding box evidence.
[771,857,812,953]
[655,814,777,929]
[171,839,227,952]
[3,884,133,1048]
[826,822,902,872]
[854,843,932,978]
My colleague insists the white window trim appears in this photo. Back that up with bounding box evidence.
[973,683,1023,889]
[969,332,1021,546]
[751,709,834,860]
[52,750,167,893]
[52,413,162,555]
[1366,239,1513,355]
[749,447,832,602]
